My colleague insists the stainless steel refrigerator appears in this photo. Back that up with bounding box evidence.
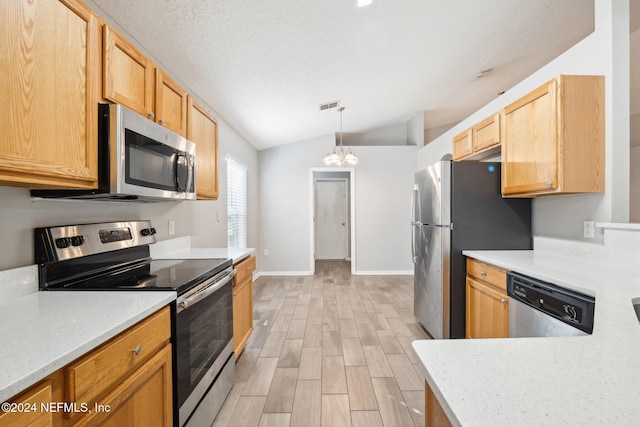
[411,160,531,339]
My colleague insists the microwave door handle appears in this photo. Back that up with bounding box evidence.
[186,154,195,194]
[174,152,188,192]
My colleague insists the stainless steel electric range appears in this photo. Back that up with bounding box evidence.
[35,220,235,427]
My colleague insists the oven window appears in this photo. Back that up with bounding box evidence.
[125,129,177,191]
[175,280,233,408]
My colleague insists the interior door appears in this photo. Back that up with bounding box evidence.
[315,180,348,260]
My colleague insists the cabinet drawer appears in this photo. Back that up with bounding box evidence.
[466,258,506,291]
[65,307,170,409]
[234,255,256,284]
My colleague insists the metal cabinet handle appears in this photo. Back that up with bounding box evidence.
[480,271,486,277]
[132,345,142,356]
[546,181,552,188]
[159,118,166,125]
[148,112,155,119]
[233,292,237,297]
[500,298,506,304]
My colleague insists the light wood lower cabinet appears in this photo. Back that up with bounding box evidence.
[425,381,452,427]
[76,344,172,427]
[1,306,172,427]
[0,371,64,427]
[233,255,256,358]
[465,258,509,339]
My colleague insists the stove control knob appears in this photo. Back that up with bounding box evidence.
[564,305,577,321]
[55,238,70,249]
[178,301,188,310]
[150,227,157,235]
[141,228,151,236]
[70,236,85,246]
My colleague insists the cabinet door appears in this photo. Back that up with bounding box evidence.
[472,113,500,152]
[233,277,253,357]
[155,69,188,136]
[452,129,472,160]
[103,25,155,120]
[187,97,218,199]
[466,277,509,339]
[0,0,98,189]
[502,79,558,195]
[0,371,64,427]
[76,344,173,427]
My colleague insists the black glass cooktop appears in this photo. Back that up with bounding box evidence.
[45,258,232,295]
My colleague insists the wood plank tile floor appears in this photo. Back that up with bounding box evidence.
[213,260,430,427]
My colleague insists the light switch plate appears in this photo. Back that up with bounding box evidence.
[169,220,175,236]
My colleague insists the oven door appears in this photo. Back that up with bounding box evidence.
[175,268,235,425]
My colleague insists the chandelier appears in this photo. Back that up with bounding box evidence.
[323,107,359,166]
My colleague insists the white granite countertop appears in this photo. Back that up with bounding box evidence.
[0,290,175,403]
[150,236,255,265]
[412,249,640,427]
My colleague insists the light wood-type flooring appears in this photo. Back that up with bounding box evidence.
[213,260,429,427]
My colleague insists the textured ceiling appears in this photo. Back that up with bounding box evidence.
[90,0,595,150]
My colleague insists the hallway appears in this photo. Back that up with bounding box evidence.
[213,261,428,427]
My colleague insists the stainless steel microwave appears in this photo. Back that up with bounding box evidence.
[32,104,196,202]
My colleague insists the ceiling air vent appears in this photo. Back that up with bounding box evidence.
[319,101,340,111]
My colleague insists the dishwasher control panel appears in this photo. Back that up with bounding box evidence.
[507,273,595,334]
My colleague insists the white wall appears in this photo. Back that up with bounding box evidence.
[630,146,640,222]
[418,0,630,244]
[347,123,408,146]
[189,122,259,250]
[407,113,424,147]
[258,136,415,274]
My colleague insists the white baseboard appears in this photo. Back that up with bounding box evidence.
[254,270,412,279]
[254,271,313,279]
[353,270,413,276]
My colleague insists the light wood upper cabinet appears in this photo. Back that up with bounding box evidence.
[452,129,472,160]
[103,25,188,136]
[472,113,500,152]
[501,75,604,197]
[0,0,99,189]
[466,258,509,339]
[155,69,188,136]
[103,25,154,119]
[452,113,501,161]
[188,97,219,199]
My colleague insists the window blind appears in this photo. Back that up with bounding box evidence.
[227,157,247,248]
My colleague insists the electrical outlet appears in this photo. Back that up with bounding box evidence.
[264,249,269,256]
[583,220,595,239]
[169,220,175,236]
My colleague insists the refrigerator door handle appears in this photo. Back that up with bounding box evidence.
[411,185,419,263]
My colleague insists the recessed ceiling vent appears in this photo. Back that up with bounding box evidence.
[319,100,340,111]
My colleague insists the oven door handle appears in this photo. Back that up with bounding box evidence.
[176,269,236,313]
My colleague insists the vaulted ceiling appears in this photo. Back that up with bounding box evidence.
[90,0,596,150]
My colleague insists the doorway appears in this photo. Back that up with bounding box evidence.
[310,168,355,274]
[315,179,348,260]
